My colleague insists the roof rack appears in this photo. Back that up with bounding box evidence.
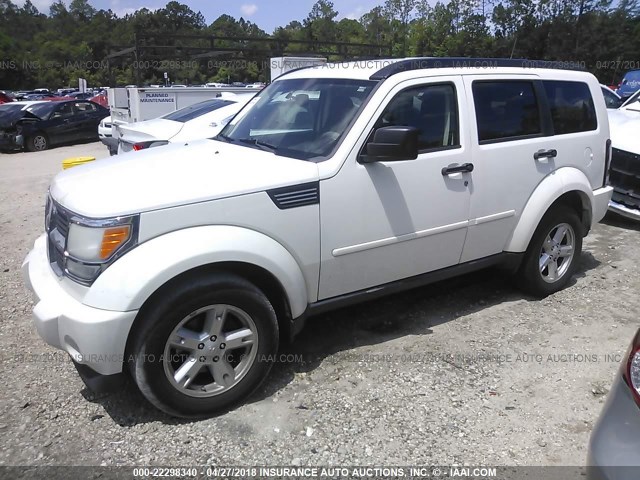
[370,57,585,81]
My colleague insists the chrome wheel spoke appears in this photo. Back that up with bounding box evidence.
[169,327,205,351]
[203,307,227,338]
[547,260,559,281]
[224,328,254,350]
[553,225,568,244]
[210,358,235,387]
[173,355,204,388]
[539,253,552,272]
[559,245,573,258]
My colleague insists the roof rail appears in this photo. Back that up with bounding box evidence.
[370,57,585,81]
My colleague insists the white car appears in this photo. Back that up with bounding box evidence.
[23,58,612,417]
[601,84,623,109]
[117,95,253,154]
[98,116,117,155]
[607,89,640,220]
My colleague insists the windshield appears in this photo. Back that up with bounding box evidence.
[163,99,234,123]
[218,78,378,160]
[25,102,56,119]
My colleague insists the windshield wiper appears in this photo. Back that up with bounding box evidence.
[216,133,235,143]
[237,138,278,153]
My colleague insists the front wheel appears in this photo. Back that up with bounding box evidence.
[516,205,583,297]
[26,132,48,152]
[128,273,279,417]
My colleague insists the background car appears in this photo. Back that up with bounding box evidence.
[601,85,623,109]
[65,91,94,100]
[117,94,253,153]
[0,91,13,104]
[98,116,117,155]
[606,89,640,220]
[617,70,640,100]
[0,99,108,152]
[588,328,640,479]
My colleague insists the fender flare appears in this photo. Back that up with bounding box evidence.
[83,225,309,318]
[505,168,594,253]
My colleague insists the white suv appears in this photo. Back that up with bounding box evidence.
[23,58,613,417]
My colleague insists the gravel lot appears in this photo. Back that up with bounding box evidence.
[0,142,638,467]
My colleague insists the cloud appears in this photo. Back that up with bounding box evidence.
[240,3,258,17]
[109,0,162,17]
[14,0,54,14]
[345,6,366,20]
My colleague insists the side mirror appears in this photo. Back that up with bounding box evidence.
[361,126,419,163]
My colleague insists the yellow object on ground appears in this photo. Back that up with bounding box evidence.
[62,156,96,170]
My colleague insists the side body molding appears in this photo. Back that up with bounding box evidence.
[505,167,595,253]
[83,226,309,317]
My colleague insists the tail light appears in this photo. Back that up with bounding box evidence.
[132,140,169,151]
[621,329,640,407]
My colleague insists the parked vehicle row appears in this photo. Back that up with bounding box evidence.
[116,94,254,154]
[0,100,109,152]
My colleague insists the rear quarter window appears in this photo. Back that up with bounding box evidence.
[543,81,597,134]
[472,81,542,143]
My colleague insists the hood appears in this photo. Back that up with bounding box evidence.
[118,118,184,144]
[0,108,39,129]
[607,107,640,154]
[50,139,320,218]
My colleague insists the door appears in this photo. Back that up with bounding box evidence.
[459,75,560,262]
[72,101,100,139]
[45,102,77,145]
[318,77,472,300]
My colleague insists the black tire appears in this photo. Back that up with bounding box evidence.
[128,272,279,417]
[26,132,48,152]
[516,205,583,298]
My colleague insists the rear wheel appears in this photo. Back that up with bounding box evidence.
[128,273,279,417]
[26,132,48,152]
[516,205,583,297]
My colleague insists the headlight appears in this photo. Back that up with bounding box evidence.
[67,223,132,262]
[60,214,138,285]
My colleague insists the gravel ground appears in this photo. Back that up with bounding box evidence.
[0,142,638,467]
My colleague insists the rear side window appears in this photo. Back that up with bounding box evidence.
[472,81,541,142]
[163,99,234,123]
[543,81,597,134]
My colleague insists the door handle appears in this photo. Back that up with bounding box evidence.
[534,149,557,160]
[441,163,474,176]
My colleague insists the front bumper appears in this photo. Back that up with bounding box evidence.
[592,186,614,224]
[22,234,138,376]
[587,374,640,479]
[608,200,640,221]
[0,132,23,150]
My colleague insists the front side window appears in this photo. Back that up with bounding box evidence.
[219,78,377,161]
[473,81,542,142]
[373,83,460,151]
[544,81,597,134]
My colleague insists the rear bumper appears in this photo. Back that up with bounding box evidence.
[587,374,640,479]
[22,235,138,376]
[99,135,118,155]
[608,200,640,221]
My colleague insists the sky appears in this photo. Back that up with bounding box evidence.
[15,0,389,33]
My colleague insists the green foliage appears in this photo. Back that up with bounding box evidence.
[0,0,638,90]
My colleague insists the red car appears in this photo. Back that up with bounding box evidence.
[0,92,13,104]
